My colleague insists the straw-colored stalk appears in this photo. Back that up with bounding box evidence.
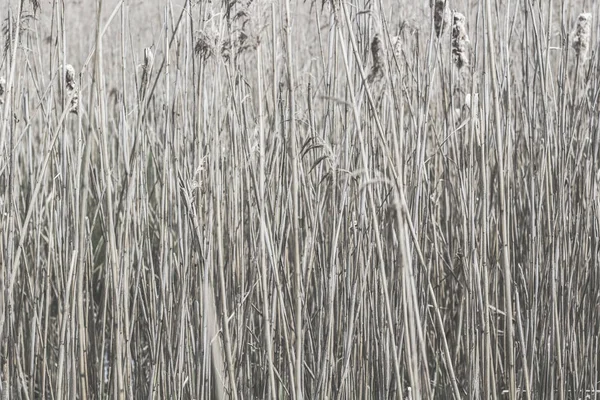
[454,91,479,119]
[465,92,479,116]
[65,64,78,114]
[452,12,470,69]
[572,13,592,60]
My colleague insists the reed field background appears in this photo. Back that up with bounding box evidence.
[0,0,599,398]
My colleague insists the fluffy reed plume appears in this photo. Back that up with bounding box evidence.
[572,13,592,59]
[30,0,40,13]
[367,34,385,83]
[195,30,219,62]
[0,77,5,105]
[139,47,153,99]
[452,12,470,69]
[431,0,451,37]
[64,64,78,114]
[65,65,75,90]
[3,13,35,53]
[220,0,264,61]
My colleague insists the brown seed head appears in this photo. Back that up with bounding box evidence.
[64,64,78,114]
[65,64,76,90]
[573,13,592,59]
[367,34,385,83]
[195,30,218,61]
[453,12,466,26]
[452,12,470,69]
[432,1,451,37]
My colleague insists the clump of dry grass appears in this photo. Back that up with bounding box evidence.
[572,13,592,59]
[452,12,469,69]
[64,64,78,114]
[431,0,451,37]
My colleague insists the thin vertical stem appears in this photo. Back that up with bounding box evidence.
[484,0,516,397]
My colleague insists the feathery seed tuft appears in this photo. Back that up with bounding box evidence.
[432,0,451,37]
[572,13,592,59]
[452,12,470,69]
[368,34,385,83]
[64,64,78,114]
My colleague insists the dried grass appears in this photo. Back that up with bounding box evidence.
[2,2,600,400]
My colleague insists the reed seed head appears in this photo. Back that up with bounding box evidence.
[64,64,78,114]
[452,12,470,69]
[432,0,451,37]
[65,64,76,90]
[367,34,385,83]
[572,13,592,59]
[195,30,218,61]
[453,12,466,26]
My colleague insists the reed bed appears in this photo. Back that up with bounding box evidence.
[0,0,599,399]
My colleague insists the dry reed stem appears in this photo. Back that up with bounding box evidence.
[464,92,479,118]
[572,13,592,60]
